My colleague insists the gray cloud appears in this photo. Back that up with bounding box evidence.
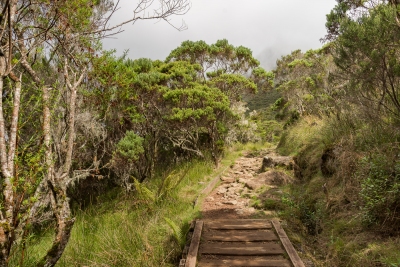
[102,0,337,69]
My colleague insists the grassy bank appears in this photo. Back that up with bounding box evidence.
[273,116,400,267]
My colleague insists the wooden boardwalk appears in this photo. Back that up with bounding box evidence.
[180,219,305,267]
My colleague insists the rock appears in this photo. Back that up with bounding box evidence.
[222,183,231,188]
[243,173,254,179]
[261,155,293,172]
[238,178,247,184]
[245,170,293,190]
[228,187,236,193]
[206,197,214,202]
[221,177,235,183]
[236,209,244,215]
[245,180,262,191]
[258,170,293,186]
[223,200,238,205]
[217,188,227,194]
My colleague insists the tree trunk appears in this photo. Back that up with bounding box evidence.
[36,177,75,267]
[0,71,22,265]
[35,61,85,267]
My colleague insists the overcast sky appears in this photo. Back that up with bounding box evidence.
[102,0,337,70]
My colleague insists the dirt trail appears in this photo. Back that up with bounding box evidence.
[201,151,293,221]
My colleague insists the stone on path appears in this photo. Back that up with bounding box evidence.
[223,200,238,205]
[217,188,227,194]
[245,170,293,191]
[221,176,235,183]
[261,155,293,172]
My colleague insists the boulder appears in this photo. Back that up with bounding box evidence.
[245,180,262,191]
[261,155,293,171]
[258,170,292,186]
[245,170,293,191]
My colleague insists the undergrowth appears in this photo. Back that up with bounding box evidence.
[9,143,266,267]
[276,115,400,267]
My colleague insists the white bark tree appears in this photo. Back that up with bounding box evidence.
[0,0,190,265]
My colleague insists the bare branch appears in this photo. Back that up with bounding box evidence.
[88,0,190,35]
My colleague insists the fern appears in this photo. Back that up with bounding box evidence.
[164,217,185,249]
[133,178,155,203]
[157,167,189,200]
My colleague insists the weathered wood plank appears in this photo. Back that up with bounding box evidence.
[197,259,291,267]
[203,230,278,242]
[206,220,272,230]
[272,219,305,267]
[206,219,271,224]
[185,220,203,267]
[200,243,285,256]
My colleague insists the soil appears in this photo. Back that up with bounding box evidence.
[200,151,293,221]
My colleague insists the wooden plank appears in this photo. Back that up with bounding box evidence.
[207,219,271,223]
[198,259,291,267]
[206,220,272,230]
[200,243,285,256]
[185,220,203,267]
[272,219,305,267]
[203,230,278,242]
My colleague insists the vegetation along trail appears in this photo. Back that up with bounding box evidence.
[1,0,400,266]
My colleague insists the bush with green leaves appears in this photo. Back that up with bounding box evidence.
[359,153,400,228]
[116,131,144,160]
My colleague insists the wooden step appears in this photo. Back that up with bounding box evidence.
[197,259,291,267]
[200,243,285,256]
[202,230,278,242]
[205,219,272,230]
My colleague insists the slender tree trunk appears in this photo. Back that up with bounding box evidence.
[0,76,11,267]
[37,60,85,267]
[0,67,22,265]
[37,182,74,267]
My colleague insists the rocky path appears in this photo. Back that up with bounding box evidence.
[201,151,293,220]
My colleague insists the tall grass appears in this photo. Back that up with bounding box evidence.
[10,159,213,266]
[276,115,400,267]
[9,143,265,267]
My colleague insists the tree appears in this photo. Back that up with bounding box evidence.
[0,0,190,266]
[88,54,234,183]
[165,39,270,99]
[274,47,337,119]
[331,4,400,121]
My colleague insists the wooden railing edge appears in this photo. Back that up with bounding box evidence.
[184,220,203,267]
[271,219,305,267]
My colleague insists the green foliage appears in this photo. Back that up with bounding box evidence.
[16,155,222,266]
[166,39,265,96]
[133,178,156,203]
[274,47,337,119]
[163,85,231,122]
[116,131,144,161]
[288,58,313,68]
[359,154,400,227]
[164,217,186,249]
[207,73,257,102]
[332,4,400,120]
